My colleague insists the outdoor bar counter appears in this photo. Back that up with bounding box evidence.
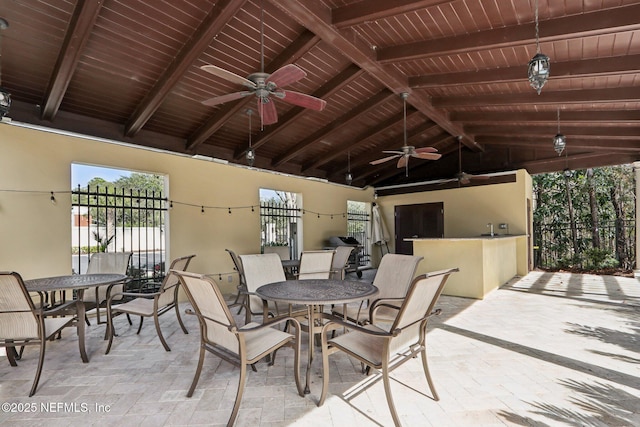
[408,235,528,299]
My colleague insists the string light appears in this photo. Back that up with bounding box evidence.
[0,188,357,218]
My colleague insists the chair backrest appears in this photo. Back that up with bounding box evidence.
[0,272,39,340]
[239,253,287,313]
[157,254,196,307]
[388,268,457,352]
[373,253,423,300]
[86,252,133,274]
[84,252,133,303]
[330,246,354,280]
[173,271,239,354]
[298,250,335,280]
[225,249,245,286]
[263,246,290,261]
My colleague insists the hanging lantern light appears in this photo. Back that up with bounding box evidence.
[0,17,11,118]
[553,108,566,155]
[345,151,353,185]
[245,109,255,167]
[527,0,550,95]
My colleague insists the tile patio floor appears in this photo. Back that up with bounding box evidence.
[1,270,639,426]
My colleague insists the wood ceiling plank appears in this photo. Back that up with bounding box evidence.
[125,0,248,137]
[433,87,640,107]
[331,0,453,29]
[410,54,640,88]
[378,3,640,62]
[476,135,640,152]
[271,89,395,166]
[451,110,640,123]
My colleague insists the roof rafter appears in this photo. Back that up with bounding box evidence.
[332,0,452,29]
[271,0,479,151]
[41,0,103,120]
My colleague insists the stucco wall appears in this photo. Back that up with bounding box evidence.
[0,122,373,295]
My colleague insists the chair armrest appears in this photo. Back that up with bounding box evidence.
[319,313,397,337]
[107,290,160,304]
[42,300,77,316]
[367,297,403,323]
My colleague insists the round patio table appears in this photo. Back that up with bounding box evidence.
[256,279,378,394]
[25,273,129,363]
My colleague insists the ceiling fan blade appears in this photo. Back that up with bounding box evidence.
[201,91,252,107]
[382,150,404,155]
[413,152,442,161]
[370,155,399,165]
[278,90,327,111]
[469,174,491,180]
[258,98,278,126]
[266,64,306,88]
[414,146,439,154]
[201,65,256,88]
[397,156,408,169]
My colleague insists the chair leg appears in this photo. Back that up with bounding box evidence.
[153,314,171,352]
[126,313,133,325]
[187,345,206,398]
[174,287,189,334]
[420,348,439,401]
[319,330,331,406]
[381,360,401,427]
[5,343,18,366]
[228,363,247,427]
[136,316,144,334]
[105,306,116,355]
[29,339,46,397]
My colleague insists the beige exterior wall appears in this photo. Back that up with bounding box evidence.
[375,169,532,276]
[0,123,373,295]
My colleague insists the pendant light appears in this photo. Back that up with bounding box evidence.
[345,151,353,185]
[527,0,550,95]
[553,108,566,155]
[245,109,255,166]
[0,17,11,118]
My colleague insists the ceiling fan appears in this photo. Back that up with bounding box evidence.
[450,137,491,185]
[369,93,441,177]
[200,2,326,127]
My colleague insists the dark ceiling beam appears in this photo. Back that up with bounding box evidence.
[187,30,321,152]
[451,110,640,123]
[434,87,640,108]
[329,120,441,179]
[125,0,247,137]
[271,0,479,152]
[331,0,452,28]
[476,136,640,152]
[272,90,395,166]
[410,54,640,88]
[40,0,103,120]
[468,124,640,138]
[233,63,364,159]
[378,4,640,62]
[302,109,415,171]
[524,153,639,175]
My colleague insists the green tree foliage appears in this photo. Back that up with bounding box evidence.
[533,165,635,270]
